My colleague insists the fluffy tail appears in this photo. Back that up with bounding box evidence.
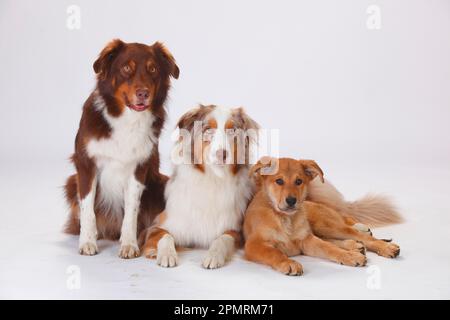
[63,174,81,235]
[307,179,404,228]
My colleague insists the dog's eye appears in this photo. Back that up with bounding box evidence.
[275,178,284,185]
[122,65,132,74]
[295,178,303,185]
[149,66,156,73]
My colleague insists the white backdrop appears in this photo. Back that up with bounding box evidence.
[1,0,449,299]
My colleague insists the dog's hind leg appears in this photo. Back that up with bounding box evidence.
[318,226,400,258]
[307,202,400,258]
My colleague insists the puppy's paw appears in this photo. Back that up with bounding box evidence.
[375,241,400,258]
[334,239,366,255]
[275,259,303,276]
[119,244,140,259]
[353,223,372,236]
[156,234,178,268]
[338,251,367,267]
[346,240,366,255]
[79,241,98,256]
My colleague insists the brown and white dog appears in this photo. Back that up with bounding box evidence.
[243,157,401,275]
[64,39,179,258]
[140,105,259,268]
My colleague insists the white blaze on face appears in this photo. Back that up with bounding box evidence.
[204,106,233,171]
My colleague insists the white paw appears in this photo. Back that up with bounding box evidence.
[202,251,226,269]
[156,234,178,268]
[119,243,140,259]
[79,241,98,256]
[202,234,235,269]
[353,223,372,235]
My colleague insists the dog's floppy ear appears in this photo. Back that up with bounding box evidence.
[93,39,125,79]
[249,157,278,177]
[176,105,213,131]
[233,107,260,131]
[300,160,324,183]
[153,42,179,79]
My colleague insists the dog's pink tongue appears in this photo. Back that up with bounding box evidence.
[130,104,146,111]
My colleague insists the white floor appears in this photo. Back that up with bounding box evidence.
[0,158,449,300]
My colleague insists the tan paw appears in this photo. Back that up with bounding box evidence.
[119,244,140,259]
[375,241,400,258]
[274,259,304,276]
[342,240,366,255]
[337,251,367,267]
[79,242,98,256]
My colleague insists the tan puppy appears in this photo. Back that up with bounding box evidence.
[243,157,400,275]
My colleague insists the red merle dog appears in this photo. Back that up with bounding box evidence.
[64,39,179,258]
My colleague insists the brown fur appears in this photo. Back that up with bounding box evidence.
[243,157,400,275]
[63,39,178,242]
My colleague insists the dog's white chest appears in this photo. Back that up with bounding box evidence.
[162,165,253,248]
[87,108,156,164]
[86,106,156,214]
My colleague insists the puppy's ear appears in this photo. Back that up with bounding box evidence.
[300,160,324,183]
[249,157,278,177]
[153,42,179,79]
[93,39,124,79]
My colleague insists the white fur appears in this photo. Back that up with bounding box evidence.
[84,92,156,255]
[202,234,235,269]
[206,106,233,167]
[79,175,98,255]
[161,107,254,249]
[119,176,144,257]
[157,234,178,267]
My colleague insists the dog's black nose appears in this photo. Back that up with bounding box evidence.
[286,196,297,207]
[136,88,150,100]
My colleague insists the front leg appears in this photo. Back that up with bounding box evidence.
[202,230,240,269]
[78,170,98,255]
[119,175,144,259]
[245,236,303,276]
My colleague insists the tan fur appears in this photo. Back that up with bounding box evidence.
[243,158,400,275]
[307,178,404,227]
